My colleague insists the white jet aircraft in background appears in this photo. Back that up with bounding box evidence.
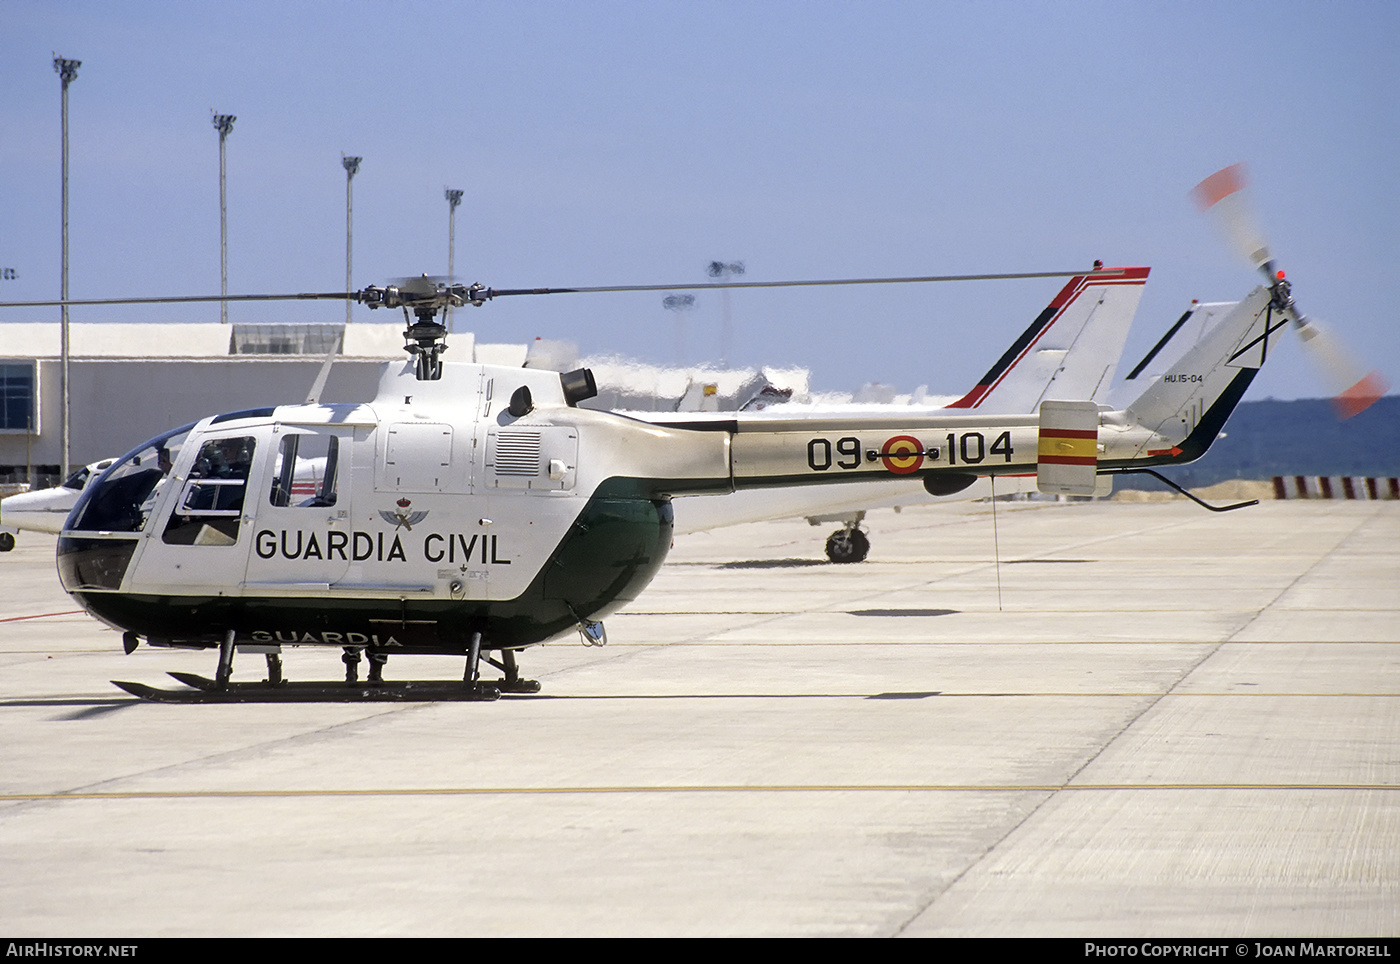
[0,459,115,550]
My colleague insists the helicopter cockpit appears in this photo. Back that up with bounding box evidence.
[56,406,358,601]
[57,422,194,591]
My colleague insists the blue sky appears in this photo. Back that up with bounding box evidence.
[3,0,1396,401]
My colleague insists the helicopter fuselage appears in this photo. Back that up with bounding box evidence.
[57,360,738,655]
[54,357,1067,659]
[57,318,1238,664]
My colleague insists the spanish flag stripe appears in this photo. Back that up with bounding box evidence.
[1040,428,1097,440]
[1038,436,1097,460]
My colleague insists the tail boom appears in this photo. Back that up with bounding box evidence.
[649,281,1283,497]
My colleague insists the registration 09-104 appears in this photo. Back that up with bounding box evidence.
[805,431,1014,473]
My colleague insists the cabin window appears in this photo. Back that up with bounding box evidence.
[162,436,255,546]
[269,434,339,507]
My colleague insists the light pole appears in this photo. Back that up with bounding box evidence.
[55,55,80,481]
[706,260,745,369]
[662,293,695,367]
[212,113,235,325]
[342,156,361,325]
[445,188,463,331]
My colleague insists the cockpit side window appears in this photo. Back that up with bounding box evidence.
[162,436,256,546]
[269,434,339,508]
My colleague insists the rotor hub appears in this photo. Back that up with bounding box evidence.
[355,279,493,380]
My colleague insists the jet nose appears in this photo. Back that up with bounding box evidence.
[0,486,80,535]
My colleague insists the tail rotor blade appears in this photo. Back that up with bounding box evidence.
[1292,313,1388,418]
[1194,162,1387,417]
[1191,163,1273,275]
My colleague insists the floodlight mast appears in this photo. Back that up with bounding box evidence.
[212,113,236,325]
[707,260,745,369]
[662,292,696,366]
[54,56,80,481]
[343,156,362,325]
[445,188,463,331]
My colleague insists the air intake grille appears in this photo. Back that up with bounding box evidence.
[494,432,541,476]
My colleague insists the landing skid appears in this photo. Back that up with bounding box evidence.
[112,671,540,704]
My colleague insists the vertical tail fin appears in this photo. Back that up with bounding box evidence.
[948,266,1148,412]
[1121,285,1286,463]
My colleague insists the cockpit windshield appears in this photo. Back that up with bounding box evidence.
[66,423,195,533]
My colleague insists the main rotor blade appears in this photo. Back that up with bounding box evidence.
[482,269,1122,298]
[0,268,1120,310]
[0,292,351,308]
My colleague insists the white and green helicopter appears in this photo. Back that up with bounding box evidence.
[8,170,1382,702]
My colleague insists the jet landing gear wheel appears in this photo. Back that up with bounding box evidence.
[0,532,14,552]
[825,526,870,563]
